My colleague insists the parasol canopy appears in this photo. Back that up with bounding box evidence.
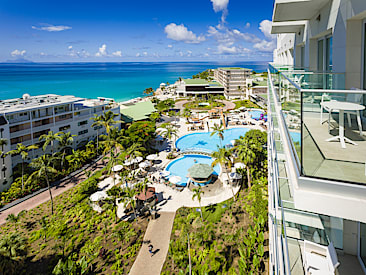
[139,161,151,169]
[146,154,158,161]
[169,175,182,184]
[234,163,245,169]
[90,191,108,202]
[112,165,123,172]
[188,163,214,179]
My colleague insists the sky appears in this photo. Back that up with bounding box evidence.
[0,0,275,62]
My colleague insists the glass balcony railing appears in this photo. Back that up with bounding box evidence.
[269,63,366,185]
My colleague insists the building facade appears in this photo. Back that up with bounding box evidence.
[175,79,224,97]
[214,67,252,99]
[0,94,120,192]
[269,0,366,274]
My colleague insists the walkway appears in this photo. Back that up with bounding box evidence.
[0,158,105,225]
[175,99,235,111]
[129,212,175,275]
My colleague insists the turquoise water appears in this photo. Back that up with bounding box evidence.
[289,131,301,143]
[175,128,250,152]
[0,62,268,101]
[165,155,220,187]
[248,109,264,120]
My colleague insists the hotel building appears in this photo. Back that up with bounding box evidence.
[0,94,120,192]
[268,0,366,274]
[175,78,224,97]
[214,67,252,99]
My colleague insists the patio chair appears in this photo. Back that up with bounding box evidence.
[320,93,363,135]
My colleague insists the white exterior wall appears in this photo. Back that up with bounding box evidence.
[273,33,295,65]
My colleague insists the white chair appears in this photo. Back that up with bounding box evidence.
[320,93,363,135]
[303,240,340,275]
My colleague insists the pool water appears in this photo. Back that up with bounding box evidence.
[176,128,250,153]
[248,109,266,120]
[165,155,221,186]
[289,131,300,144]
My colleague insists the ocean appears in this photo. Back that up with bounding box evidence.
[0,62,268,102]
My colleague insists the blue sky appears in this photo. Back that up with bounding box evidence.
[0,0,275,62]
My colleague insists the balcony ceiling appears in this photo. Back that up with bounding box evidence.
[273,0,330,22]
[271,21,306,34]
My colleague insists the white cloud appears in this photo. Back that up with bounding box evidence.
[167,44,173,48]
[253,39,276,52]
[143,51,148,56]
[164,23,205,44]
[210,0,229,22]
[112,50,122,57]
[68,45,73,50]
[32,24,72,32]
[187,50,192,57]
[11,49,26,57]
[136,53,141,57]
[217,44,251,55]
[245,22,250,29]
[259,20,274,39]
[95,44,107,57]
[68,46,90,58]
[204,53,209,57]
[178,51,184,57]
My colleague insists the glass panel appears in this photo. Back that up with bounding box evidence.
[361,223,366,266]
[364,23,366,90]
[301,46,305,68]
[320,215,343,249]
[318,39,324,72]
[326,37,333,72]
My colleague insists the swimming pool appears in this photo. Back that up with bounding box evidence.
[248,109,266,121]
[289,131,300,144]
[165,155,221,186]
[176,128,250,153]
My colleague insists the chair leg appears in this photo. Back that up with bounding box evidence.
[347,113,352,128]
[328,110,331,133]
[357,111,363,136]
[320,107,323,125]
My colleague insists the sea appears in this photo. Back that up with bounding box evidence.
[0,62,268,102]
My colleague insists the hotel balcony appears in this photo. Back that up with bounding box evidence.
[272,0,331,22]
[268,64,366,274]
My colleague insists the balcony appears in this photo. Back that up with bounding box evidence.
[273,0,331,22]
[269,64,366,185]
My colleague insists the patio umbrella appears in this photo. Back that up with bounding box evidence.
[161,170,170,177]
[230,140,236,146]
[156,127,167,133]
[139,161,151,169]
[146,154,158,161]
[90,191,108,202]
[229,172,242,180]
[169,175,182,184]
[188,163,213,179]
[234,162,245,169]
[239,107,246,111]
[132,156,143,163]
[112,164,123,172]
[124,160,133,166]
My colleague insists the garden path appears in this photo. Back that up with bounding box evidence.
[0,158,105,225]
[129,212,176,275]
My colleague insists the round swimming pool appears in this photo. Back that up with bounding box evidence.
[176,128,250,153]
[165,155,221,186]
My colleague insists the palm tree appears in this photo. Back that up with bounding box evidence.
[235,137,258,188]
[7,143,38,190]
[105,186,123,223]
[39,131,61,153]
[66,149,87,170]
[192,187,204,221]
[5,210,26,230]
[0,233,27,274]
[211,147,236,201]
[123,187,138,222]
[98,110,121,136]
[125,143,145,167]
[91,114,104,153]
[160,124,178,150]
[210,124,225,148]
[143,87,154,96]
[58,132,76,167]
[28,154,58,215]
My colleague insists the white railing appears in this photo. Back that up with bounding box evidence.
[180,148,213,156]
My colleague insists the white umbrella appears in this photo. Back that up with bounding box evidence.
[230,140,236,146]
[124,160,133,166]
[132,156,143,163]
[90,191,108,202]
[229,172,242,180]
[156,127,167,133]
[169,175,182,184]
[234,162,245,169]
[171,120,179,125]
[112,164,123,172]
[146,154,158,161]
[239,107,246,111]
[161,170,170,177]
[139,161,151,169]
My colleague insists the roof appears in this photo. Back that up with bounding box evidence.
[188,163,214,178]
[183,78,222,86]
[120,100,157,123]
[218,67,252,71]
[135,187,156,201]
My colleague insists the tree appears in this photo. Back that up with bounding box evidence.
[0,233,28,275]
[97,110,121,135]
[5,210,26,230]
[39,131,62,153]
[192,187,204,221]
[91,114,105,153]
[159,123,178,150]
[28,154,59,215]
[123,187,138,222]
[211,147,236,201]
[210,124,225,148]
[105,186,123,223]
[143,87,154,96]
[149,112,161,122]
[7,143,38,190]
[58,132,76,167]
[66,149,87,170]
[235,136,259,188]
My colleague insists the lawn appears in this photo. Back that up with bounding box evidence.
[0,168,148,275]
[183,100,225,110]
[233,100,261,109]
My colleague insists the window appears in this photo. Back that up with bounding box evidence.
[78,129,88,135]
[360,223,366,267]
[94,125,103,131]
[325,36,333,71]
[317,39,324,71]
[78,120,88,126]
[59,125,71,131]
[364,21,366,90]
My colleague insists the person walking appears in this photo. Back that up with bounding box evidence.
[148,244,154,257]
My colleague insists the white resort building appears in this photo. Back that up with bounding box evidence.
[214,67,252,99]
[268,0,366,274]
[175,78,224,97]
[0,94,120,191]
